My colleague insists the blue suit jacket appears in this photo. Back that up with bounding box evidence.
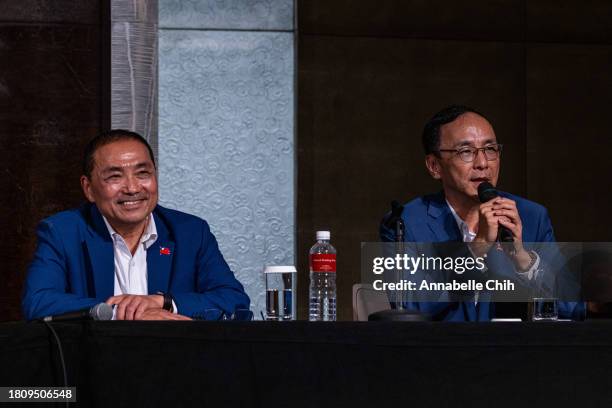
[380,191,583,321]
[22,203,250,320]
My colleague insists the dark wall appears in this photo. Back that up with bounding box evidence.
[0,0,106,321]
[297,0,612,320]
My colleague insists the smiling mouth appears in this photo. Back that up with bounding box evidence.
[118,198,147,208]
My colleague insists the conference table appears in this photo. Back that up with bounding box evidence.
[2,320,612,407]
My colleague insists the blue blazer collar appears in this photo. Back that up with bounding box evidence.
[83,204,175,300]
[426,191,462,242]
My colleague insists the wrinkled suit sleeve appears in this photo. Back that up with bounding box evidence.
[171,220,250,317]
[22,221,98,320]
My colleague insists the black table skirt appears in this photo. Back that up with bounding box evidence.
[2,321,612,407]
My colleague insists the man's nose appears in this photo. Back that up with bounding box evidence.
[123,174,141,193]
[472,149,488,169]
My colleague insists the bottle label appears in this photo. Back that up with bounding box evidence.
[311,254,336,273]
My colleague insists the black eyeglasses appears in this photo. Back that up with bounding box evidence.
[436,144,503,163]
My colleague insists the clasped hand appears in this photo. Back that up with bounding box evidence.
[105,294,191,321]
[471,197,533,271]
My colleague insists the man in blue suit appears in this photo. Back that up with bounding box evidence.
[23,130,250,321]
[380,105,582,321]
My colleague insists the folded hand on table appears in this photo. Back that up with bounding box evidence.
[105,294,191,320]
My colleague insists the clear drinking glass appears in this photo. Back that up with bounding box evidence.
[264,266,297,321]
[532,298,558,321]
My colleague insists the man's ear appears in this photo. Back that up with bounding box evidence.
[425,154,442,180]
[80,175,95,203]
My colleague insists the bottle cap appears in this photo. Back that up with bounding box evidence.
[316,230,330,240]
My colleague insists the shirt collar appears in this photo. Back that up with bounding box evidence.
[102,213,158,249]
[445,199,476,242]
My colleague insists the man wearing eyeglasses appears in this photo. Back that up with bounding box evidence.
[380,105,582,321]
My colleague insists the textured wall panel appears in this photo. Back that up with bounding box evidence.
[527,0,612,44]
[0,0,99,23]
[526,44,612,241]
[111,0,158,152]
[158,30,295,316]
[0,2,102,321]
[299,0,523,41]
[112,0,157,22]
[159,0,294,30]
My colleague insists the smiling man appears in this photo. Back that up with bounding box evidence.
[380,105,582,321]
[23,130,250,321]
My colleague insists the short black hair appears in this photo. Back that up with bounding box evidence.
[82,129,156,178]
[422,105,485,155]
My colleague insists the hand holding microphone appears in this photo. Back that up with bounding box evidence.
[473,183,533,270]
[476,182,518,243]
[472,182,522,256]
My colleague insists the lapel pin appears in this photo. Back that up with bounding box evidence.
[160,246,171,256]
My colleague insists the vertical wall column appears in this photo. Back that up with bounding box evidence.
[111,0,158,151]
[158,0,295,316]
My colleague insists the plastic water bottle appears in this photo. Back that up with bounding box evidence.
[309,231,337,321]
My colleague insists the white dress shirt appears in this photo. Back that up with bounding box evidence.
[103,215,178,317]
[103,214,158,296]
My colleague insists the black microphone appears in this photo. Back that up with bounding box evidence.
[383,200,405,242]
[42,303,113,322]
[375,200,431,321]
[477,182,514,243]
